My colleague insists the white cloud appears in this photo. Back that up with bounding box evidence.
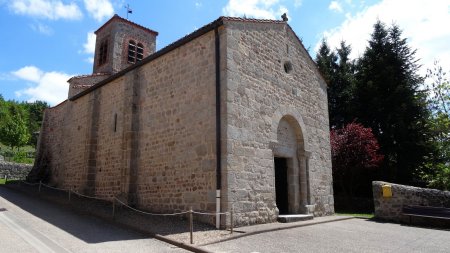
[294,0,302,8]
[222,0,287,20]
[85,57,94,64]
[0,73,15,81]
[83,32,96,54]
[83,0,114,22]
[9,0,82,20]
[195,1,202,8]
[81,32,96,63]
[30,23,53,35]
[12,66,71,105]
[316,0,450,75]
[12,66,43,83]
[329,1,343,13]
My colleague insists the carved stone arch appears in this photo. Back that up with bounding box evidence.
[271,106,309,152]
[270,105,310,215]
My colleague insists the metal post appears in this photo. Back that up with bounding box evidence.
[68,190,71,202]
[189,206,193,244]
[39,181,42,193]
[4,175,7,184]
[230,208,234,234]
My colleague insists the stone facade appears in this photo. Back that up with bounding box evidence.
[31,16,334,227]
[373,181,450,223]
[223,20,333,225]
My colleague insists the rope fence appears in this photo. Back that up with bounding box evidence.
[19,180,234,243]
[113,197,190,216]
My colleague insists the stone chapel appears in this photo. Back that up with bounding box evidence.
[29,14,334,227]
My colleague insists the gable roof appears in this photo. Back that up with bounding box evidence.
[95,14,158,36]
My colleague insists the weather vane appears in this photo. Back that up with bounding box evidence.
[125,4,133,19]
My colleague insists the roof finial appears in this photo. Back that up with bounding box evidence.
[125,4,133,20]
[281,13,288,22]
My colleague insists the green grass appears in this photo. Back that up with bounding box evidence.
[0,142,36,153]
[0,142,36,164]
[0,178,21,185]
[336,212,374,219]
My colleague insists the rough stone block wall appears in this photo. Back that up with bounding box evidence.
[91,78,125,199]
[38,102,66,183]
[135,31,217,213]
[0,162,32,179]
[373,181,450,223]
[37,98,92,192]
[223,21,333,226]
[36,29,218,216]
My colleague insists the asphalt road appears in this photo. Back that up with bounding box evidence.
[0,186,188,253]
[202,218,450,253]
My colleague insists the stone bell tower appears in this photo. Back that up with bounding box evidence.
[93,14,158,74]
[68,15,158,98]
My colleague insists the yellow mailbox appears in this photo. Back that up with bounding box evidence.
[382,184,392,198]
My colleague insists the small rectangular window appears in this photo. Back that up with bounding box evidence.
[114,113,117,132]
[98,39,108,66]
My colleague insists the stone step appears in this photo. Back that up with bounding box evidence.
[277,214,314,223]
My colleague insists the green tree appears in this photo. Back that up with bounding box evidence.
[353,21,432,184]
[23,100,49,146]
[0,95,8,121]
[0,112,31,151]
[316,40,355,129]
[420,61,450,190]
[316,39,337,85]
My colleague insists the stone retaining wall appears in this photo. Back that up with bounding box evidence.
[373,181,450,223]
[0,162,33,180]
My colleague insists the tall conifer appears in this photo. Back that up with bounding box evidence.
[354,21,431,184]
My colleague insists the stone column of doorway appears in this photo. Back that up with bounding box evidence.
[298,149,313,214]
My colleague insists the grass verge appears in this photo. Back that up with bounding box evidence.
[336,212,374,219]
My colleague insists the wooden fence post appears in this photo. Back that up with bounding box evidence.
[189,206,193,244]
[230,208,234,234]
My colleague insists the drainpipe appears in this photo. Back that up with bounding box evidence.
[214,27,222,229]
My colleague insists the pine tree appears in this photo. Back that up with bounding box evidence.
[316,40,355,129]
[316,39,337,85]
[354,21,431,184]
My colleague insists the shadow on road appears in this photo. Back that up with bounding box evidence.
[363,216,450,230]
[0,183,217,243]
[0,185,149,243]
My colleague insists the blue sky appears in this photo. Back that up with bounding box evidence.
[0,0,449,106]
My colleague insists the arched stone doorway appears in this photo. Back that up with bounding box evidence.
[272,114,309,215]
